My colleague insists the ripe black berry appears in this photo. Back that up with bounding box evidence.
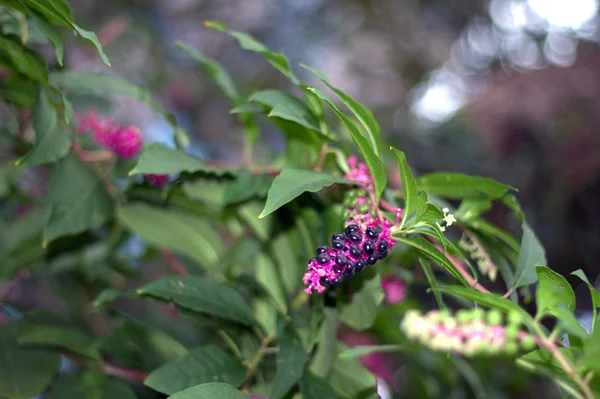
[365,227,379,239]
[316,245,329,255]
[348,232,362,243]
[345,224,359,236]
[378,240,389,253]
[349,244,362,258]
[344,261,355,276]
[329,276,343,285]
[378,250,388,260]
[317,253,330,264]
[331,240,345,250]
[367,253,378,265]
[363,240,375,254]
[335,253,348,266]
[355,259,366,272]
[332,233,345,242]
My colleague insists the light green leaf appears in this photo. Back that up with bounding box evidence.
[205,21,300,85]
[419,257,446,309]
[536,266,575,314]
[17,89,70,166]
[18,324,100,360]
[501,193,525,221]
[299,372,339,399]
[579,320,600,373]
[166,382,247,399]
[339,344,409,359]
[514,222,546,288]
[136,276,255,325]
[306,86,387,200]
[270,323,308,399]
[71,26,111,66]
[456,199,492,221]
[327,344,377,399]
[44,154,113,243]
[340,275,384,330]
[175,41,238,100]
[0,325,60,399]
[118,203,222,268]
[572,269,600,331]
[392,148,417,229]
[0,34,49,81]
[394,235,468,286]
[29,12,64,66]
[130,143,229,176]
[145,345,246,395]
[545,305,588,341]
[259,169,351,218]
[467,219,520,252]
[416,172,514,200]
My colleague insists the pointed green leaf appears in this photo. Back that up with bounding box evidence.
[572,269,600,330]
[339,344,409,359]
[145,345,246,395]
[18,90,70,166]
[392,148,417,229]
[44,154,113,243]
[327,344,377,399]
[18,324,100,360]
[0,34,49,81]
[270,323,308,399]
[416,172,514,200]
[340,275,384,330]
[136,276,255,325]
[29,12,64,66]
[166,382,248,399]
[299,373,339,399]
[118,203,222,268]
[259,169,352,218]
[514,222,546,288]
[130,143,230,176]
[310,308,337,378]
[536,266,575,314]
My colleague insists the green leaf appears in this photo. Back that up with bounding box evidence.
[136,276,255,325]
[175,41,238,100]
[416,172,514,200]
[166,382,248,399]
[144,345,246,395]
[572,269,600,331]
[394,235,468,286]
[305,86,387,200]
[545,305,588,341]
[224,170,259,204]
[302,64,383,156]
[327,344,377,399]
[118,203,222,268]
[536,266,575,314]
[419,257,446,309]
[17,89,69,166]
[467,219,520,252]
[0,34,49,81]
[456,199,492,221]
[130,143,229,176]
[310,308,337,378]
[18,324,100,360]
[392,148,418,229]
[501,193,524,221]
[579,320,600,373]
[44,154,113,243]
[340,275,384,330]
[259,169,351,218]
[104,379,137,399]
[513,222,546,288]
[71,26,111,66]
[0,325,60,399]
[339,344,409,359]
[29,11,64,66]
[299,372,339,399]
[440,285,533,324]
[205,21,300,85]
[270,323,308,399]
[93,288,122,308]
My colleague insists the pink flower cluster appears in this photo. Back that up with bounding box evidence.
[345,156,373,184]
[77,109,142,159]
[381,275,406,304]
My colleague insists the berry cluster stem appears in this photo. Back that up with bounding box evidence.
[242,332,277,388]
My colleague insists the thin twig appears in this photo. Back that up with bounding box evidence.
[0,270,30,304]
[242,333,277,388]
[101,363,149,382]
[160,249,189,276]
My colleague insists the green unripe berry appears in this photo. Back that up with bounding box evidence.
[504,325,520,340]
[356,189,367,197]
[370,209,378,217]
[487,309,503,326]
[348,189,358,198]
[520,335,537,351]
[471,308,485,321]
[507,311,523,327]
[344,197,358,207]
[357,204,369,214]
[456,309,472,324]
[342,209,352,219]
[503,342,519,356]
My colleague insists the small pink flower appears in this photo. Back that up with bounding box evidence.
[345,156,373,184]
[77,108,102,135]
[145,174,170,188]
[112,127,142,158]
[381,275,406,304]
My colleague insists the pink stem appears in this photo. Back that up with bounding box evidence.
[161,249,189,276]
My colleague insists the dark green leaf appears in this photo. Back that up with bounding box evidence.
[536,266,575,314]
[392,148,418,229]
[327,344,377,399]
[145,345,246,395]
[299,372,339,399]
[310,308,337,378]
[17,89,69,166]
[130,143,229,176]
[104,379,137,399]
[29,11,64,66]
[0,325,60,399]
[270,323,308,399]
[467,219,520,252]
[514,222,546,288]
[339,344,409,359]
[44,154,113,243]
[340,275,384,330]
[306,86,387,200]
[0,34,49,81]
[259,169,351,218]
[22,0,73,25]
[501,194,524,221]
[224,170,258,204]
[136,276,255,325]
[394,235,468,286]
[93,288,122,308]
[18,324,100,360]
[166,382,248,399]
[118,203,222,268]
[419,257,446,309]
[572,269,600,331]
[416,172,514,199]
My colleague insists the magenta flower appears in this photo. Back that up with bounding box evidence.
[381,275,406,304]
[345,156,373,184]
[77,110,143,159]
[111,127,142,159]
[145,174,170,188]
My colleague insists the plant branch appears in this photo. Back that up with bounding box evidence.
[102,363,149,382]
[160,249,189,276]
[0,269,29,304]
[242,332,277,388]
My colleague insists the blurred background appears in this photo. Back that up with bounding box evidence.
[5,0,600,397]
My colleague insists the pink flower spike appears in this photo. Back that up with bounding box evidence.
[112,127,142,159]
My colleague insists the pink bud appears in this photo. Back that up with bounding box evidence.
[381,275,406,304]
[112,127,142,159]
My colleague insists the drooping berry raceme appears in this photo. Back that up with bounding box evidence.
[76,109,143,159]
[401,309,537,356]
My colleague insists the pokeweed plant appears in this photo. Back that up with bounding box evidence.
[0,6,599,399]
